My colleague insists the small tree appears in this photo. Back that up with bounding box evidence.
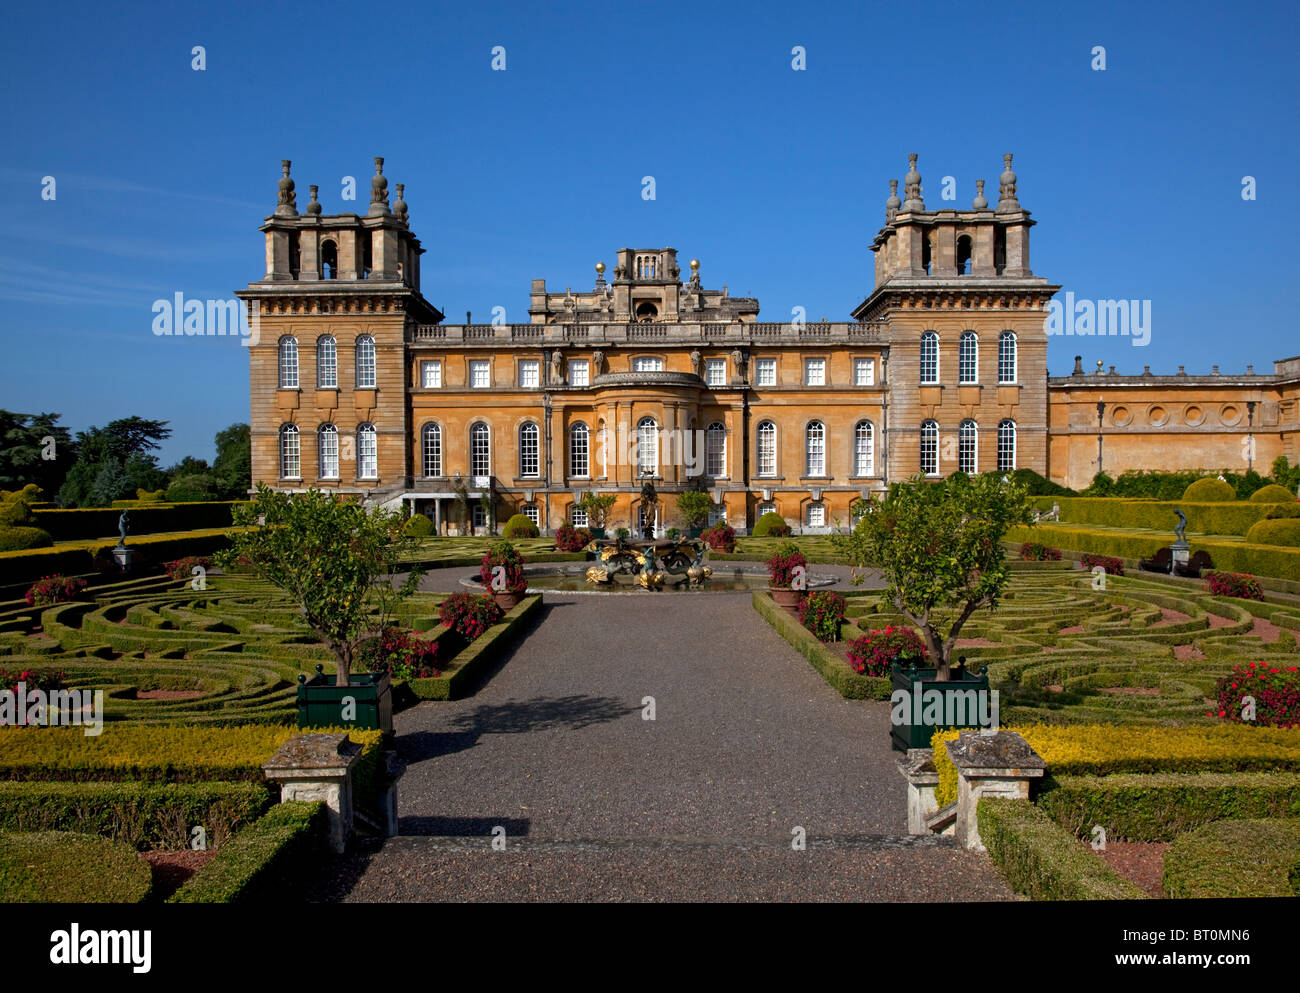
[675,490,713,530]
[578,490,617,528]
[832,473,1034,681]
[218,485,426,686]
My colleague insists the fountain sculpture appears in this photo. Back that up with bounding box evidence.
[585,536,714,590]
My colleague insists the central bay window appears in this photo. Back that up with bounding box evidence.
[997,419,1017,471]
[470,422,491,477]
[316,336,337,388]
[959,331,978,384]
[357,423,377,479]
[920,332,939,384]
[920,419,939,475]
[279,424,300,478]
[959,419,978,473]
[705,422,726,476]
[569,422,589,477]
[519,422,540,477]
[278,336,298,389]
[318,424,339,479]
[637,417,658,476]
[854,420,874,476]
[757,420,776,477]
[998,331,1018,383]
[806,420,826,477]
[355,336,376,389]
[421,423,442,477]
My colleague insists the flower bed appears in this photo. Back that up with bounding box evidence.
[845,625,926,676]
[357,626,440,680]
[438,592,504,639]
[25,574,87,607]
[1213,660,1300,727]
[1204,570,1264,601]
[798,591,845,642]
[1081,553,1124,576]
[1020,542,1062,561]
[554,524,592,553]
[702,522,736,553]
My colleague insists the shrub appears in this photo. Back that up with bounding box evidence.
[136,488,166,502]
[1251,484,1296,503]
[403,513,433,538]
[23,574,86,607]
[356,626,440,680]
[1204,570,1264,601]
[702,522,736,552]
[1267,504,1300,519]
[1245,518,1300,547]
[165,473,221,503]
[437,593,504,640]
[674,490,714,530]
[752,511,792,538]
[1214,660,1300,727]
[1008,467,1076,497]
[0,667,66,697]
[479,540,526,594]
[766,540,806,588]
[846,626,927,676]
[0,831,153,903]
[1080,553,1124,576]
[615,527,630,540]
[0,497,35,527]
[554,523,592,552]
[1019,542,1061,561]
[0,526,53,551]
[798,591,846,642]
[1163,818,1300,898]
[665,527,680,540]
[1182,477,1237,502]
[502,513,540,539]
[161,555,212,581]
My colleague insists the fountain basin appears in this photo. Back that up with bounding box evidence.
[460,564,839,594]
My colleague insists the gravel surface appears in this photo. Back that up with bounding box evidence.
[306,571,1012,902]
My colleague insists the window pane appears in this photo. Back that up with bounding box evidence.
[422,424,441,476]
[805,358,825,386]
[705,358,726,386]
[807,503,825,527]
[280,426,300,477]
[356,337,376,389]
[421,361,442,388]
[279,338,298,389]
[519,360,539,388]
[806,421,825,476]
[959,420,978,474]
[523,505,540,526]
[471,423,490,476]
[854,358,874,386]
[470,361,490,388]
[633,356,663,372]
[571,507,588,527]
[920,332,938,384]
[705,423,726,476]
[568,360,589,386]
[756,359,776,387]
[998,420,1017,471]
[959,332,977,384]
[569,424,589,477]
[999,332,1017,383]
[317,337,336,388]
[319,425,339,479]
[520,423,539,477]
[854,422,874,475]
[358,425,377,478]
[637,418,658,475]
[757,422,776,477]
[920,421,938,475]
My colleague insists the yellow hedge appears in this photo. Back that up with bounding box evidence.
[1245,518,1300,548]
[931,724,1300,807]
[1182,478,1236,502]
[1251,484,1297,503]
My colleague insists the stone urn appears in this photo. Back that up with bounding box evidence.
[769,587,803,613]
[492,591,523,611]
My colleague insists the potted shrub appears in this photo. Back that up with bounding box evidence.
[554,523,593,553]
[766,539,807,612]
[675,490,713,539]
[702,521,736,553]
[438,592,504,639]
[577,491,617,539]
[480,540,527,609]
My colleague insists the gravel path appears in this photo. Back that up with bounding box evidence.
[306,574,1012,902]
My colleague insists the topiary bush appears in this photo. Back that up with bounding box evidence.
[403,513,433,538]
[752,511,792,537]
[1266,504,1300,519]
[1245,518,1300,547]
[554,523,592,552]
[1182,477,1237,502]
[1251,484,1297,503]
[502,513,540,539]
[0,831,153,903]
[0,526,54,551]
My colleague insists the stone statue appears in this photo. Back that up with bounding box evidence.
[592,350,604,374]
[550,350,564,385]
[117,510,130,549]
[1174,508,1187,543]
[730,349,746,383]
[689,349,702,376]
[639,475,657,539]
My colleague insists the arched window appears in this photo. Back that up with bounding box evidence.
[756,501,777,519]
[520,422,540,477]
[357,423,377,479]
[959,419,978,474]
[279,424,300,478]
[956,235,973,275]
[320,240,338,279]
[920,420,939,475]
[922,233,933,275]
[569,422,589,478]
[355,336,376,389]
[998,331,1018,383]
[854,421,874,476]
[920,331,939,384]
[959,331,978,384]
[637,417,658,476]
[278,336,298,389]
[318,424,339,479]
[757,421,776,477]
[997,419,1017,472]
[806,420,826,477]
[705,422,726,477]
[470,422,491,477]
[522,504,540,527]
[421,423,441,477]
[316,336,337,389]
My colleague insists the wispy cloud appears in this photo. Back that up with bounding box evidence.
[0,168,262,210]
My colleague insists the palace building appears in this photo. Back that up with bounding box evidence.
[238,155,1299,533]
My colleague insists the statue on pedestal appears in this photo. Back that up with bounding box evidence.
[117,510,130,549]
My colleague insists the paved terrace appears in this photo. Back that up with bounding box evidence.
[305,565,1012,902]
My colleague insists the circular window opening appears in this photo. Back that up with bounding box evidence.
[1111,406,1132,427]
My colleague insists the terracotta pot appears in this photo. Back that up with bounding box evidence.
[492,591,524,611]
[769,587,803,613]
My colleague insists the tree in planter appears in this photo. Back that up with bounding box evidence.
[217,484,426,686]
[675,489,713,532]
[451,479,469,534]
[578,490,617,529]
[831,473,1034,681]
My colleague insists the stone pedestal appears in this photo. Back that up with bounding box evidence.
[262,733,361,853]
[1171,539,1190,574]
[111,547,137,573]
[945,731,1046,851]
[897,748,949,835]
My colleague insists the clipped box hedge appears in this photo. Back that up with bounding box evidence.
[977,798,1146,901]
[933,724,1300,807]
[751,591,892,700]
[1029,497,1270,537]
[167,800,324,903]
[33,502,244,540]
[406,594,543,700]
[0,528,236,585]
[1037,772,1300,842]
[0,781,273,849]
[0,830,154,903]
[1163,817,1300,898]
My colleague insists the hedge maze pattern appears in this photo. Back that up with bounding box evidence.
[848,569,1300,725]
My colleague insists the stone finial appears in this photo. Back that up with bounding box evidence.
[1212,364,1220,375]
[972,179,988,210]
[997,153,1020,212]
[393,183,408,222]
[1246,364,1254,374]
[1178,365,1186,375]
[886,179,901,221]
[902,154,925,211]
[1144,365,1152,375]
[1072,355,1084,376]
[595,261,607,290]
[276,159,298,216]
[306,185,321,216]
[369,156,389,215]
[1096,359,1104,374]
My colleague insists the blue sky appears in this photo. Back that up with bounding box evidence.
[1,0,1296,465]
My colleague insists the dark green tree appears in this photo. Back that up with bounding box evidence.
[0,410,75,495]
[212,423,251,498]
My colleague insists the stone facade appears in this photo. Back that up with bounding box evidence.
[238,155,1300,532]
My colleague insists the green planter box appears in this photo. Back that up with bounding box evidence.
[297,666,393,734]
[890,664,991,752]
[588,527,607,539]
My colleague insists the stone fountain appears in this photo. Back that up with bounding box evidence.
[585,536,713,590]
